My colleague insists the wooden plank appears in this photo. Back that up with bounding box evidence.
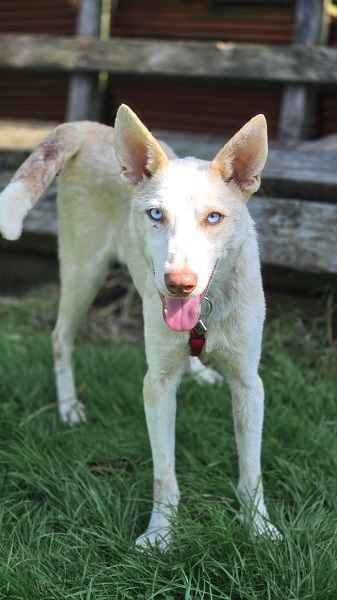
[293,0,329,44]
[1,172,336,274]
[278,84,315,142]
[66,0,102,122]
[17,195,337,275]
[250,197,337,274]
[156,130,337,203]
[278,0,330,143]
[2,128,337,203]
[260,144,337,203]
[1,34,337,84]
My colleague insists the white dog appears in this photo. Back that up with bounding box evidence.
[0,105,280,545]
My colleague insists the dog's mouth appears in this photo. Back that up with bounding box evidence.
[159,293,203,332]
[156,262,217,332]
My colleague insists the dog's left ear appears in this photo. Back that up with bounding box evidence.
[113,104,169,185]
[210,114,267,201]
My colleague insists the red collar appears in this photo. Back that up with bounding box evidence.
[189,318,207,356]
[188,268,215,356]
[189,330,206,356]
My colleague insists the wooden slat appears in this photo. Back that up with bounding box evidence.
[66,0,102,122]
[1,129,337,274]
[1,187,336,275]
[318,9,337,137]
[1,35,337,85]
[278,0,330,143]
[250,197,337,274]
[156,129,337,203]
[2,129,337,204]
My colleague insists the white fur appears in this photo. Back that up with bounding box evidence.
[0,181,32,240]
[0,106,280,545]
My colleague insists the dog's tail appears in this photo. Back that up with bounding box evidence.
[0,121,90,240]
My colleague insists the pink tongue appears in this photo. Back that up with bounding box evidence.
[164,296,201,331]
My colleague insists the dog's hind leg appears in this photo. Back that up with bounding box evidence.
[53,271,109,426]
[189,356,223,386]
[53,256,112,426]
[52,183,116,426]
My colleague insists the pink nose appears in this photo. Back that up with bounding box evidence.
[164,269,198,296]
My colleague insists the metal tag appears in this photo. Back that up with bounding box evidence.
[194,319,207,336]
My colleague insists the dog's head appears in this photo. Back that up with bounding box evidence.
[114,105,267,332]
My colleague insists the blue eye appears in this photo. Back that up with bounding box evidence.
[149,208,164,221]
[207,212,222,224]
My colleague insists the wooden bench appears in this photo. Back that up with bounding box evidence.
[0,0,337,284]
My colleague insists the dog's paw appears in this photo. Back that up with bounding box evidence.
[253,515,283,542]
[189,357,223,386]
[59,399,87,427]
[191,363,223,385]
[194,366,223,386]
[239,509,282,542]
[135,527,172,551]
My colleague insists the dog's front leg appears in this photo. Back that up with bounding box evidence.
[136,367,182,549]
[227,372,281,539]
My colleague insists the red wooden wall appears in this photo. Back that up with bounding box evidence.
[0,0,79,122]
[0,0,336,140]
[107,0,294,138]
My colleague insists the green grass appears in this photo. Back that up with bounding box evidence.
[0,286,336,599]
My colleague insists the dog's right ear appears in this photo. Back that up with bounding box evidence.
[113,104,169,185]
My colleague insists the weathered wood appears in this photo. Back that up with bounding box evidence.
[293,0,329,43]
[1,123,337,275]
[1,34,337,85]
[17,195,337,275]
[260,145,337,203]
[66,0,102,122]
[278,84,316,143]
[0,176,336,274]
[278,0,330,143]
[2,129,337,204]
[250,197,337,274]
[157,130,337,203]
[2,127,337,204]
